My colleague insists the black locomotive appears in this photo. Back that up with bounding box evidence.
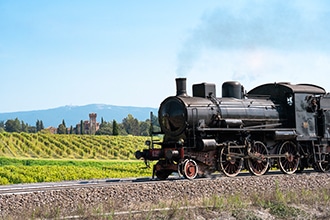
[135,78,330,179]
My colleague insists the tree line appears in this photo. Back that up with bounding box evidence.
[0,114,160,136]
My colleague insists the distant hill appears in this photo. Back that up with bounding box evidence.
[0,104,158,128]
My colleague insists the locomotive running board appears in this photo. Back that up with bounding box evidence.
[197,127,294,132]
[266,154,292,159]
[226,153,292,160]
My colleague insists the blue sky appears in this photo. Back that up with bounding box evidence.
[1,1,330,113]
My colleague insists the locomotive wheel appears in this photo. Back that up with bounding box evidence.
[315,161,330,172]
[247,141,269,176]
[219,145,243,177]
[315,153,330,172]
[182,159,198,180]
[313,148,330,172]
[278,141,299,174]
[155,170,172,180]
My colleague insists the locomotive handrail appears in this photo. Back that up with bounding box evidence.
[192,107,198,149]
[243,123,283,129]
[196,122,286,131]
[246,94,271,99]
[197,127,294,132]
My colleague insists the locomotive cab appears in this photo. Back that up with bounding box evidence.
[248,83,326,140]
[320,94,330,139]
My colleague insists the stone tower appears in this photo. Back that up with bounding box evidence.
[89,113,97,134]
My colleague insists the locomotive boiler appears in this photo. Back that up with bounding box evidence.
[135,78,330,180]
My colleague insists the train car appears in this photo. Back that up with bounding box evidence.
[135,78,330,180]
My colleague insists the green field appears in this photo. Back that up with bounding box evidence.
[0,132,154,184]
[0,158,152,185]
[0,132,149,160]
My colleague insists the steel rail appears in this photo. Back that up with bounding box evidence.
[0,169,320,195]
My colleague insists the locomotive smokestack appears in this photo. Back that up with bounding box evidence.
[176,78,187,96]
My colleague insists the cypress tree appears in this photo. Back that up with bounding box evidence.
[112,120,119,135]
[40,120,44,130]
[80,120,84,134]
[36,120,40,132]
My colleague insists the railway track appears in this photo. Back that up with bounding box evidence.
[0,169,313,195]
[0,170,329,219]
[0,177,153,195]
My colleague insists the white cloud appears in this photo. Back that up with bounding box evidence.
[185,49,330,95]
[177,0,330,85]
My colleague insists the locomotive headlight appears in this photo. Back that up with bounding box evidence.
[159,97,187,136]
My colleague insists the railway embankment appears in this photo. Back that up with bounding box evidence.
[1,172,329,219]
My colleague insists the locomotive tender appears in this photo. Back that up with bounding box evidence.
[135,78,330,180]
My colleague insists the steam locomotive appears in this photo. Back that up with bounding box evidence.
[135,78,330,180]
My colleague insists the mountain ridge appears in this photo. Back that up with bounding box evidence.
[0,104,158,128]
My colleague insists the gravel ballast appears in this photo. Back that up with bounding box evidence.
[1,172,329,219]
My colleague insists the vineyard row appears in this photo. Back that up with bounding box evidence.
[0,132,149,160]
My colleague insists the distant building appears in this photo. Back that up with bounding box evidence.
[89,113,97,134]
[75,113,100,134]
[45,126,57,134]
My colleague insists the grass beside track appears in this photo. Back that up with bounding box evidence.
[13,183,330,219]
[0,157,152,185]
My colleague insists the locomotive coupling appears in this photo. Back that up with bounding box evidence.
[135,150,145,160]
[135,149,162,160]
